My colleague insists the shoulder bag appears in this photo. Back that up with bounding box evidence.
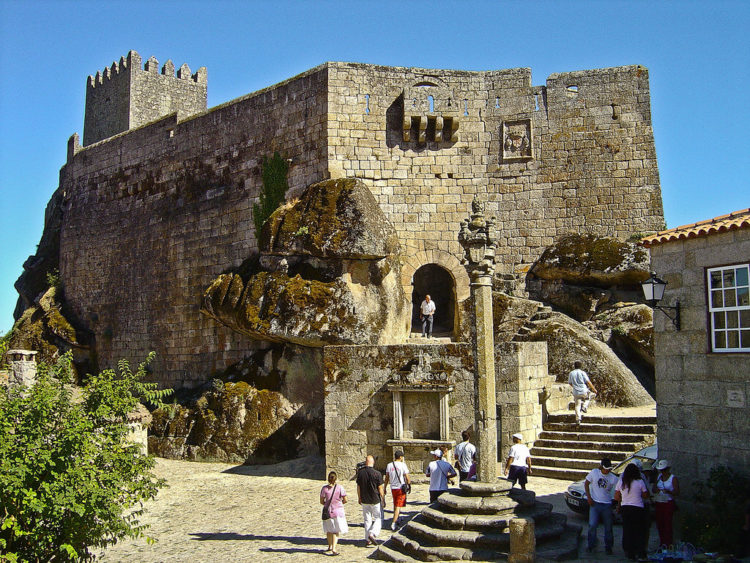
[396,463,411,494]
[322,484,337,520]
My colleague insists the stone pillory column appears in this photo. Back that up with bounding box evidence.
[458,197,499,482]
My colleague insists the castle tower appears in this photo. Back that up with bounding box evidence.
[83,50,207,146]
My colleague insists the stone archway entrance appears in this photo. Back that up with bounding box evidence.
[411,264,456,337]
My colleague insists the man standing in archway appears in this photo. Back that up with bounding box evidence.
[420,294,436,338]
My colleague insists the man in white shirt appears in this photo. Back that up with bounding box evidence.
[504,432,532,490]
[568,360,597,424]
[384,450,411,530]
[425,449,456,502]
[584,458,618,555]
[420,295,436,338]
[454,430,476,482]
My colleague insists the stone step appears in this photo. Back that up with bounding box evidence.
[544,422,656,434]
[421,500,553,531]
[533,455,613,471]
[387,530,473,561]
[373,542,421,562]
[533,310,554,320]
[436,487,536,514]
[546,413,656,425]
[402,511,570,551]
[532,465,589,481]
[530,446,630,461]
[536,523,584,561]
[532,438,639,451]
[538,430,650,443]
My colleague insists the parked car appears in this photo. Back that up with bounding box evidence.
[563,442,658,515]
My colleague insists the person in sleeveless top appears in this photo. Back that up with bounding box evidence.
[652,459,680,547]
[320,471,348,555]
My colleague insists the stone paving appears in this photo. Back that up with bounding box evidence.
[101,452,668,563]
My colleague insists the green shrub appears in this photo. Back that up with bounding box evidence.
[252,152,289,240]
[682,465,750,553]
[0,352,172,561]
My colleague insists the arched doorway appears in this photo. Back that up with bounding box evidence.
[411,264,456,337]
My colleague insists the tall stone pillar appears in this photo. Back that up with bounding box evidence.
[458,197,499,482]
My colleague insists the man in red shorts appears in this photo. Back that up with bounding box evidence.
[384,450,411,530]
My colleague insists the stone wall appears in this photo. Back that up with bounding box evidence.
[322,341,551,479]
[326,63,663,278]
[649,227,750,488]
[495,342,550,457]
[61,65,329,387]
[323,343,475,479]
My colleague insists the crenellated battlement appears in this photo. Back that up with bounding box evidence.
[83,50,207,146]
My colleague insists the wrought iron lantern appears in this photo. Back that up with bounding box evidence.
[641,272,680,330]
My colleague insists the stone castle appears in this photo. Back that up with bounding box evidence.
[23,50,662,389]
[13,51,662,475]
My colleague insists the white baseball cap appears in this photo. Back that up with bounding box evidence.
[431,449,443,457]
[512,433,523,440]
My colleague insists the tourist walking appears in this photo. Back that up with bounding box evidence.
[454,430,477,482]
[320,471,348,555]
[425,449,456,502]
[420,295,436,337]
[615,463,650,560]
[504,432,532,490]
[384,450,411,530]
[653,459,680,547]
[568,360,597,424]
[356,455,386,546]
[585,458,618,554]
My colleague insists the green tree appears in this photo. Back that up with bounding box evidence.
[252,152,289,239]
[0,352,171,561]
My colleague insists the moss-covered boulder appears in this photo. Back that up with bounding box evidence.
[202,178,409,346]
[148,380,323,463]
[529,233,650,287]
[527,234,651,321]
[5,286,91,377]
[584,303,655,396]
[260,178,399,259]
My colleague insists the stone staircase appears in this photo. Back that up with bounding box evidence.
[374,481,581,561]
[531,413,657,481]
[512,303,554,342]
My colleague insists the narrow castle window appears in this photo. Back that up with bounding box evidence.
[495,97,500,109]
[365,94,370,115]
[566,85,579,94]
[463,99,468,116]
[428,95,434,113]
[534,94,540,111]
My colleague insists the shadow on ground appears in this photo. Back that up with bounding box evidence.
[222,454,326,478]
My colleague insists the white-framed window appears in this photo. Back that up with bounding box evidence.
[707,263,750,352]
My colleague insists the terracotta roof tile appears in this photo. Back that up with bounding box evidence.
[641,208,750,247]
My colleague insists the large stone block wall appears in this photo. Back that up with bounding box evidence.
[326,63,663,273]
[495,341,550,458]
[323,344,475,479]
[61,66,329,387]
[322,341,550,479]
[650,227,750,488]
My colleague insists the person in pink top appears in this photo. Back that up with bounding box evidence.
[320,471,348,555]
[615,463,650,560]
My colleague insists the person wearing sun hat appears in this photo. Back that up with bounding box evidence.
[653,459,680,547]
[584,458,618,554]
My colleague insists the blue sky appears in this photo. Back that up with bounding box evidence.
[1,0,748,335]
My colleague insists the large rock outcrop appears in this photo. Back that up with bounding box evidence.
[527,233,651,322]
[516,309,653,406]
[148,379,322,463]
[202,178,409,346]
